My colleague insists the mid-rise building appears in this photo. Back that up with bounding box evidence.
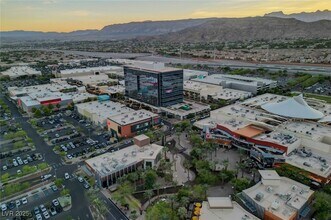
[124,64,183,107]
[241,170,314,220]
[85,135,163,187]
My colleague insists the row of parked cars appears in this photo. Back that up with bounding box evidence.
[1,197,28,212]
[2,153,42,171]
[33,199,62,220]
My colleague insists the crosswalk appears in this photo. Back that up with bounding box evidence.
[51,162,64,169]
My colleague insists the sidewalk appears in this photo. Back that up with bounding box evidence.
[166,151,195,184]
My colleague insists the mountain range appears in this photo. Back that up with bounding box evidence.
[265,10,331,22]
[1,10,330,43]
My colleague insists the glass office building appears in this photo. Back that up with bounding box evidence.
[124,66,183,107]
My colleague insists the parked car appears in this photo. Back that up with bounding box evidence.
[23,159,28,164]
[2,165,7,171]
[17,170,22,175]
[21,197,28,205]
[84,183,90,189]
[64,173,70,180]
[66,154,73,160]
[1,204,7,212]
[15,200,21,207]
[52,199,60,207]
[34,207,40,215]
[51,185,58,191]
[43,211,50,219]
[40,204,47,213]
[36,213,42,220]
[78,176,84,183]
[41,174,52,180]
[49,207,57,216]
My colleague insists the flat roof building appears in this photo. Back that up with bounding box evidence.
[107,109,160,138]
[200,197,260,220]
[75,100,134,127]
[184,80,252,102]
[124,64,184,107]
[194,93,331,183]
[241,170,314,220]
[57,66,123,78]
[85,135,163,187]
[192,74,277,94]
[0,66,41,79]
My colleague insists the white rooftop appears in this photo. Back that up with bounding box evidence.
[200,200,260,220]
[1,66,41,78]
[76,100,134,125]
[262,94,324,120]
[60,66,122,75]
[243,173,314,220]
[192,74,276,86]
[109,109,158,126]
[258,170,281,180]
[184,80,252,101]
[85,143,163,177]
[8,82,77,97]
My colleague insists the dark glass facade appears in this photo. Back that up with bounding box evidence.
[124,67,183,107]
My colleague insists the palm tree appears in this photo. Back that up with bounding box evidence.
[219,171,228,186]
[221,159,229,171]
[236,162,246,178]
[177,207,187,220]
[144,189,154,206]
[183,160,192,181]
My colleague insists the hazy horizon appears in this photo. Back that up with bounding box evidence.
[1,0,330,32]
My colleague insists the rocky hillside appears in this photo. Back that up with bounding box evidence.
[265,10,331,22]
[150,17,331,43]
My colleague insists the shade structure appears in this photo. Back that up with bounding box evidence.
[319,115,331,123]
[261,94,324,120]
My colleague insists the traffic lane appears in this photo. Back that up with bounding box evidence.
[61,176,92,220]
[2,97,62,165]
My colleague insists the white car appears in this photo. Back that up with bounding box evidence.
[15,200,21,207]
[23,160,28,164]
[40,204,47,213]
[52,199,60,206]
[17,170,22,175]
[36,213,42,220]
[21,197,28,204]
[64,173,70,180]
[1,204,7,212]
[2,165,7,171]
[66,154,73,159]
[43,211,50,219]
[78,176,84,183]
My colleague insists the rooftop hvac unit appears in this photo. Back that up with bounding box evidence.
[132,151,137,156]
[122,158,127,162]
[130,117,134,120]
[149,151,154,156]
[266,186,273,193]
[271,200,280,210]
[124,153,128,157]
[255,192,264,201]
[291,185,298,191]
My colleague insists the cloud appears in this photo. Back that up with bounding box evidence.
[71,10,91,17]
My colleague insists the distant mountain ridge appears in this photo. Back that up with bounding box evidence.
[1,14,331,43]
[264,10,331,22]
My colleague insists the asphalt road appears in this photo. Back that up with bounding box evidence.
[1,96,91,220]
[2,95,130,220]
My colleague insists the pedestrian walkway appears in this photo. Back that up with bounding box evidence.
[166,152,195,184]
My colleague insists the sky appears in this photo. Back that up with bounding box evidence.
[1,0,330,32]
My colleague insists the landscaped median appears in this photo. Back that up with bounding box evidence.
[0,163,50,199]
[1,162,50,183]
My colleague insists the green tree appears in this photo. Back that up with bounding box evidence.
[231,178,251,193]
[61,188,70,196]
[177,207,187,219]
[54,178,64,188]
[146,201,175,220]
[313,192,331,220]
[144,169,157,190]
[34,109,42,118]
[144,189,154,206]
